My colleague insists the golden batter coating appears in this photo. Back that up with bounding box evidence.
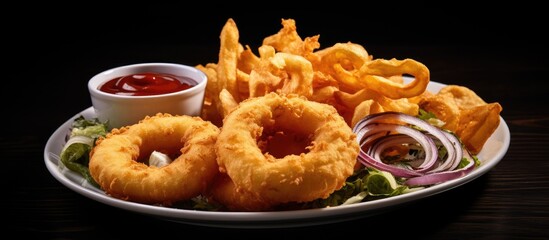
[213,93,359,209]
[89,113,220,206]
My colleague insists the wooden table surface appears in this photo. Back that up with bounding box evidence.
[4,8,549,239]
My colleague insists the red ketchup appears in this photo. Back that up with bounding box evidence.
[98,72,193,96]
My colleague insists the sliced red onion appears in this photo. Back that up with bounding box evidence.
[404,159,475,186]
[426,130,463,173]
[357,123,438,174]
[358,151,423,178]
[353,111,477,187]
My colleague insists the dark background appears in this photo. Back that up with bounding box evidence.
[4,3,549,239]
[7,4,547,136]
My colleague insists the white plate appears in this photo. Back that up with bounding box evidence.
[44,80,510,228]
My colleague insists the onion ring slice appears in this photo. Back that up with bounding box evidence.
[215,93,359,205]
[89,113,220,206]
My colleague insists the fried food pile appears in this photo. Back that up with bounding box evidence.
[197,18,501,154]
[198,18,432,127]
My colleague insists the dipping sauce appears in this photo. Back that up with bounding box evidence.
[98,72,194,96]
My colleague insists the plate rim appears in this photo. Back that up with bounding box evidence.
[44,80,510,228]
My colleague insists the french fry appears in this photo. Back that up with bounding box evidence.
[217,18,240,102]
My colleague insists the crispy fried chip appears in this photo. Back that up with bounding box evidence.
[438,85,487,109]
[419,85,502,154]
[457,103,503,154]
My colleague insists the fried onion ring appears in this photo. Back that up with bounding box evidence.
[208,173,273,211]
[215,93,359,206]
[89,113,220,206]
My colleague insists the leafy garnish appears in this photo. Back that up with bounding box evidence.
[60,116,108,187]
[417,108,437,120]
[298,167,412,209]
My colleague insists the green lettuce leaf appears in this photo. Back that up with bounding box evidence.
[60,116,108,187]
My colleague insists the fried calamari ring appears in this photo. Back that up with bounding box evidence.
[357,58,430,99]
[215,92,359,205]
[89,113,220,206]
